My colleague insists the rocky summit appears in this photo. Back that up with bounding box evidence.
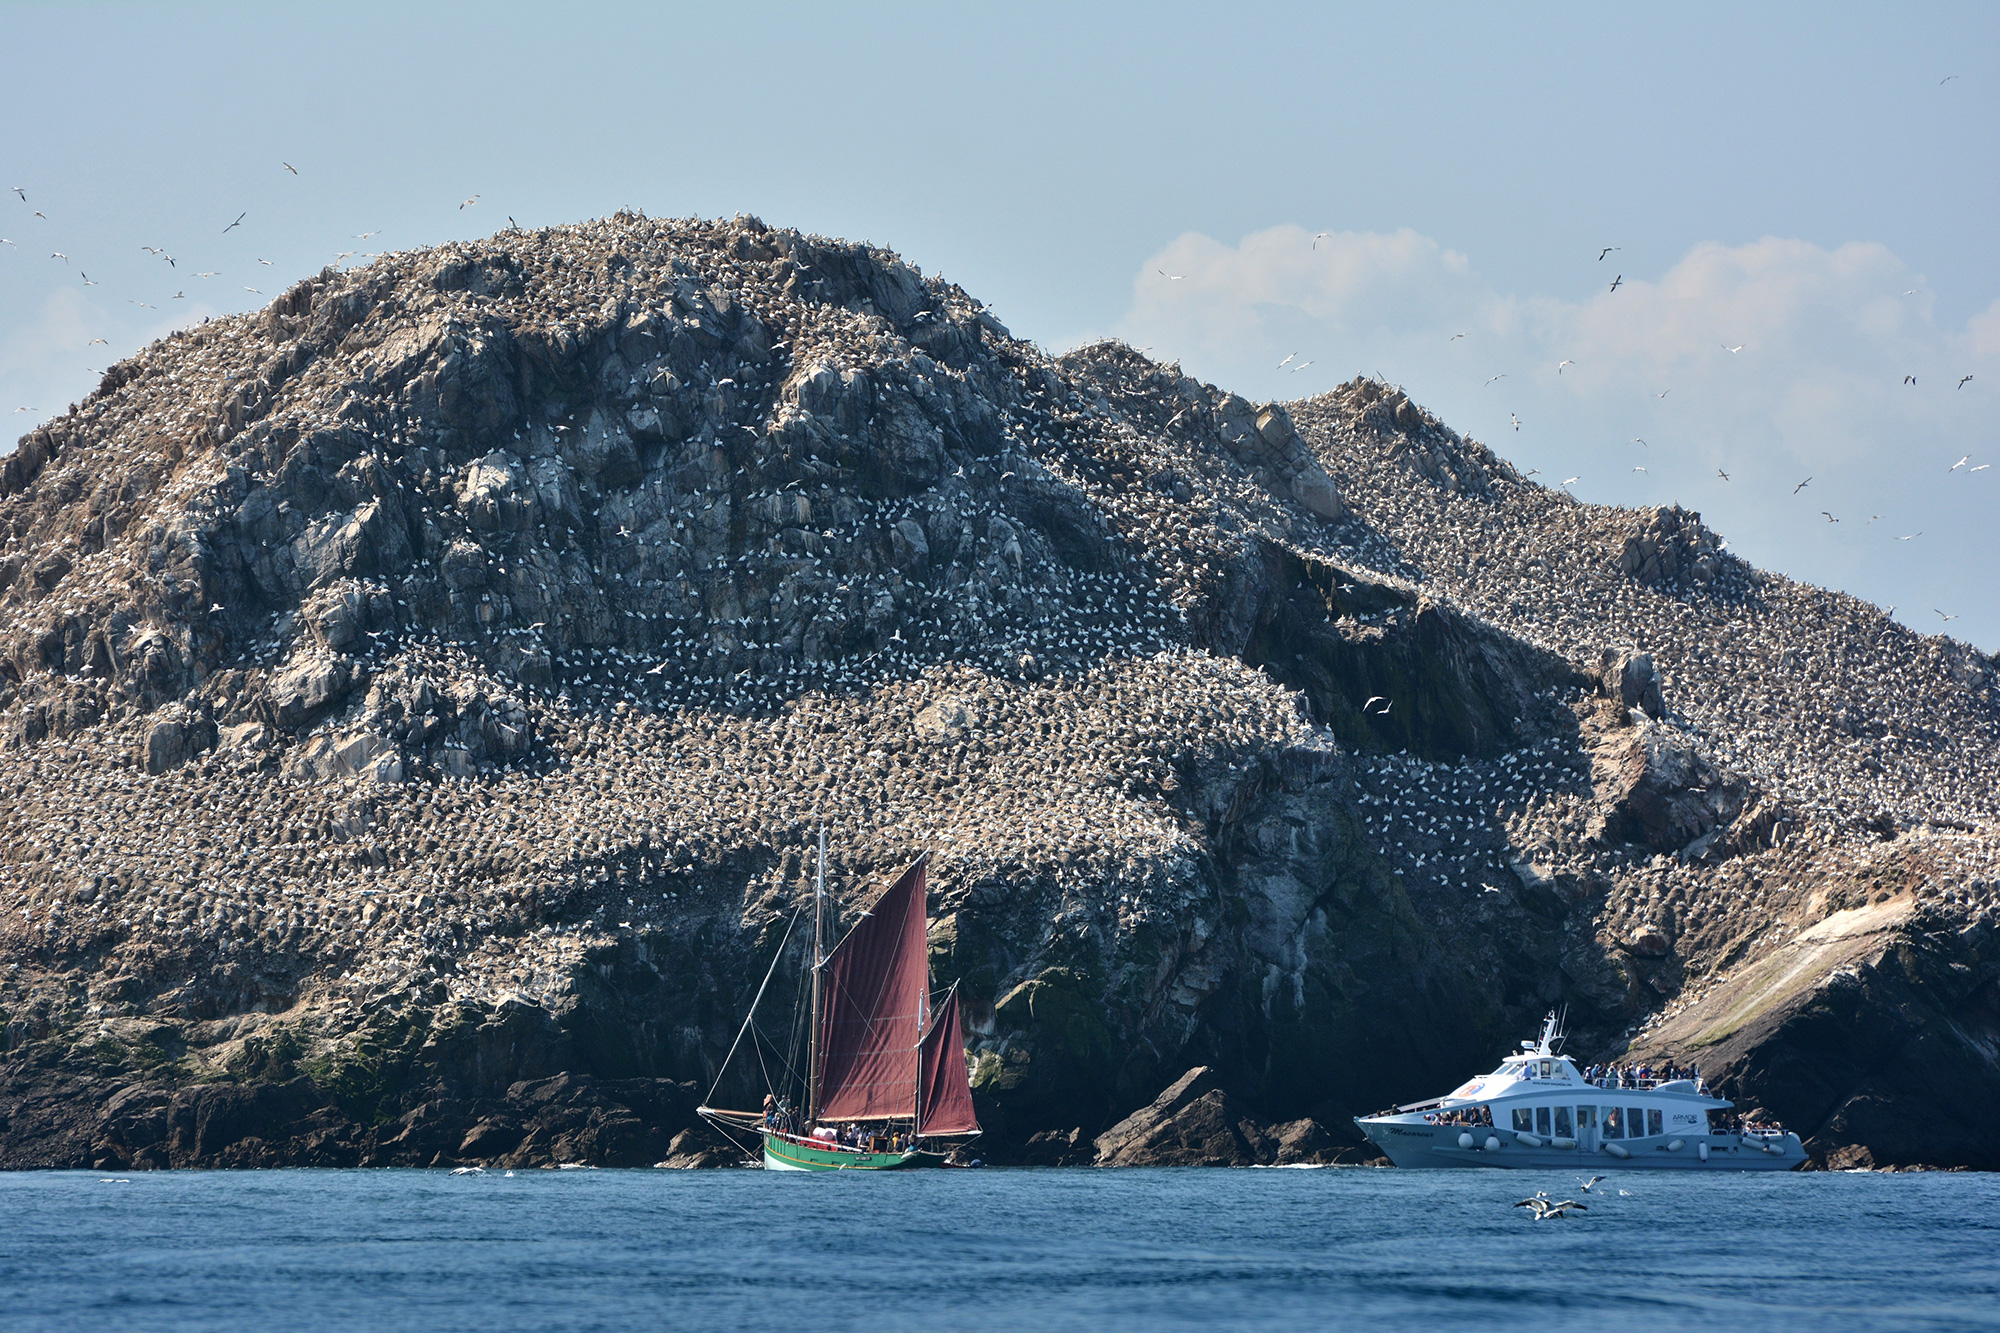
[1,213,1995,1173]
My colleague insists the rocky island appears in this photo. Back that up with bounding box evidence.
[1,214,1994,1171]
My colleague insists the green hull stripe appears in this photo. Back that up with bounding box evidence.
[762,1132,924,1171]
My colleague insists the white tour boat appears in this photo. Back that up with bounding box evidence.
[1354,1013,1801,1171]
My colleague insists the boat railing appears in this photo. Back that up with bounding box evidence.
[1584,1076,1708,1093]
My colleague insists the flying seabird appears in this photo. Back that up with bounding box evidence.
[223,212,245,234]
[1959,375,1974,389]
[1793,476,1812,494]
[1597,247,1620,261]
[284,161,299,174]
[1716,468,1730,481]
[1721,343,1744,353]
[1157,269,1184,280]
[1558,359,1575,373]
[1609,275,1623,292]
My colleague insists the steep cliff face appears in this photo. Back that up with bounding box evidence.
[1,214,1994,1170]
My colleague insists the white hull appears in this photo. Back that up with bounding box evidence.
[761,1145,811,1171]
[1358,1117,1802,1171]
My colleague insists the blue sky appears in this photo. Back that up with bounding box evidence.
[4,2,1996,645]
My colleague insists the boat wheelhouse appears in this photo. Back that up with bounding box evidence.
[1355,1013,1801,1171]
[700,838,980,1171]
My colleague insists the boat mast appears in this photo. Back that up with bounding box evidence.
[807,826,826,1125]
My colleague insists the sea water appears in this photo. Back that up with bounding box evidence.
[3,1166,1997,1331]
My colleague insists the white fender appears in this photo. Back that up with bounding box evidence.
[1667,1139,1684,1152]
[1485,1135,1501,1152]
[1697,1141,1709,1161]
[1458,1132,1474,1150]
[1514,1131,1543,1148]
[1765,1139,1787,1155]
[1603,1142,1630,1159]
[1551,1136,1576,1150]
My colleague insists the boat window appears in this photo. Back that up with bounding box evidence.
[1629,1108,1646,1138]
[1535,1107,1552,1137]
[1576,1106,1596,1130]
[1648,1109,1663,1137]
[1602,1107,1623,1139]
[1538,1060,1553,1079]
[1513,1108,1534,1133]
[1554,1106,1573,1137]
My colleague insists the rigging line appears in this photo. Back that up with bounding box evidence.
[704,906,802,1108]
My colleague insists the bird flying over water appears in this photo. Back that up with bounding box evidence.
[283,161,298,175]
[1448,332,1465,341]
[1950,455,1969,471]
[1578,1176,1606,1193]
[1275,353,1296,370]
[1716,468,1730,481]
[1484,373,1507,386]
[1598,247,1620,261]
[1794,476,1812,494]
[1905,375,1917,385]
[1609,275,1623,292]
[223,212,245,234]
[460,195,479,209]
[1722,344,1744,353]
[1900,532,1922,541]
[1157,269,1184,280]
[1960,375,1974,389]
[1822,511,1838,523]
[1937,609,1958,622]
[1558,359,1575,373]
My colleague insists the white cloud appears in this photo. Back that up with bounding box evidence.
[1115,225,2000,648]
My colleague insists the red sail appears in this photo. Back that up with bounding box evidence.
[816,857,930,1121]
[917,986,980,1137]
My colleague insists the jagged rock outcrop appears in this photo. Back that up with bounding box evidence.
[1091,1066,1277,1166]
[2,214,1995,1171]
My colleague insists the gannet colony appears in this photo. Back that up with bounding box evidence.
[1,214,1994,1170]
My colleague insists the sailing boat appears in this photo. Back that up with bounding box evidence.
[698,836,980,1170]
